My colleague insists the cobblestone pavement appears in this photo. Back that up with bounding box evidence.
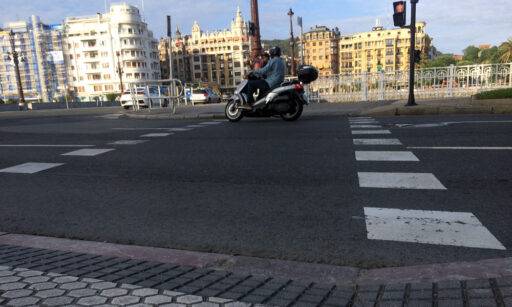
[0,244,510,306]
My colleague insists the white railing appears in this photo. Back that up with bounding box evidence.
[127,78,184,114]
[310,63,512,102]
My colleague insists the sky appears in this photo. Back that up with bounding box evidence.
[0,0,511,54]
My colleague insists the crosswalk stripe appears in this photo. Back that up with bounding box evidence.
[352,130,391,135]
[109,140,148,145]
[364,207,506,250]
[62,149,115,157]
[353,139,402,145]
[0,162,64,174]
[358,172,446,190]
[355,151,419,161]
[140,133,171,138]
[350,125,383,129]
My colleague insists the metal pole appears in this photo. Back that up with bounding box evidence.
[298,17,305,66]
[116,51,124,94]
[288,8,296,76]
[167,15,176,105]
[9,30,26,111]
[250,0,262,61]
[406,0,418,106]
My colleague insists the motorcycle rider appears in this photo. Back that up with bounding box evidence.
[240,46,286,109]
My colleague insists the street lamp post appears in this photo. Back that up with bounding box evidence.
[250,0,263,62]
[8,30,27,111]
[406,0,418,106]
[116,51,124,94]
[297,16,305,66]
[288,8,296,76]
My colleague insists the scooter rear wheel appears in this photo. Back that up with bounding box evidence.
[281,99,303,122]
[225,100,244,122]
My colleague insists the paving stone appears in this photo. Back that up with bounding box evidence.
[6,296,40,306]
[437,289,462,299]
[436,280,462,289]
[2,289,33,299]
[81,278,102,283]
[224,303,252,307]
[467,288,493,298]
[160,304,188,307]
[41,296,74,306]
[111,295,141,305]
[16,271,43,278]
[0,265,10,270]
[22,276,50,284]
[68,288,98,298]
[162,290,185,297]
[0,276,22,284]
[192,302,220,307]
[406,300,433,307]
[500,286,512,297]
[91,281,118,290]
[0,270,15,277]
[59,281,87,290]
[381,291,404,301]
[176,294,203,304]
[52,276,78,283]
[126,304,153,307]
[101,287,128,297]
[468,298,497,306]
[120,283,142,290]
[132,288,159,297]
[145,294,175,304]
[496,276,512,287]
[77,295,108,305]
[0,282,27,291]
[377,301,402,307]
[28,281,57,291]
[409,290,432,300]
[35,288,66,298]
[465,279,491,289]
[208,297,233,303]
[438,299,463,307]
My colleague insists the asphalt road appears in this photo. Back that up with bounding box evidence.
[0,112,511,268]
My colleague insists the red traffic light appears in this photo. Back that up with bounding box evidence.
[393,1,407,27]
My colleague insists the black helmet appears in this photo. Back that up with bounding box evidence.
[269,46,282,57]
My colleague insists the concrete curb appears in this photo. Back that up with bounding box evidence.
[0,233,511,286]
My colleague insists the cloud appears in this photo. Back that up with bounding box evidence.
[1,0,510,54]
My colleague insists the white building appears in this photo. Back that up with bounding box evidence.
[63,3,160,101]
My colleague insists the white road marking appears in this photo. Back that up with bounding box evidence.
[62,149,115,156]
[186,125,204,128]
[355,151,419,162]
[350,125,383,129]
[140,133,172,138]
[396,120,512,128]
[199,121,223,125]
[358,172,446,190]
[0,145,94,148]
[364,207,506,250]
[0,162,64,174]
[109,140,148,145]
[113,128,173,131]
[352,130,391,135]
[408,146,512,150]
[350,120,378,124]
[167,128,192,132]
[353,139,403,146]
[350,117,373,120]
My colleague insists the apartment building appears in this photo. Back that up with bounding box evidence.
[302,26,340,77]
[0,16,67,102]
[63,3,160,101]
[159,7,251,91]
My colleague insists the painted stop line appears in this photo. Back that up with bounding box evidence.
[364,207,506,250]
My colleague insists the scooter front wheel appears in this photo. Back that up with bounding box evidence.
[225,100,244,122]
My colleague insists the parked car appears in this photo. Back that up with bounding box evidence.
[120,86,170,109]
[190,88,221,104]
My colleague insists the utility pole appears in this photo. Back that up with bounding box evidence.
[406,0,418,106]
[8,30,27,111]
[250,0,262,61]
[287,8,296,76]
[167,15,174,80]
[297,16,305,66]
[116,51,124,94]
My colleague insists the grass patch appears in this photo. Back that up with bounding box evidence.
[474,88,512,100]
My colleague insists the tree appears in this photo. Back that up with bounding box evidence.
[423,54,456,68]
[479,46,501,64]
[500,38,512,63]
[463,45,480,63]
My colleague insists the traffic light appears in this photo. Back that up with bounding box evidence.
[393,1,407,27]
[414,50,422,63]
[248,22,257,36]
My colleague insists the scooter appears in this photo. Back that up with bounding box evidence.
[225,66,318,122]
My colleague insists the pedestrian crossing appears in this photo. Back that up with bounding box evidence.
[349,116,506,250]
[0,120,225,175]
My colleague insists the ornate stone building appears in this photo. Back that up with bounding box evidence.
[159,7,251,91]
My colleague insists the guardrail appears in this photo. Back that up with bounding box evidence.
[310,63,512,102]
[127,78,184,114]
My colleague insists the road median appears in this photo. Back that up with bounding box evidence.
[362,97,512,116]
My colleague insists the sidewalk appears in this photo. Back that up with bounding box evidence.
[0,233,510,306]
[362,97,512,117]
[121,101,393,120]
